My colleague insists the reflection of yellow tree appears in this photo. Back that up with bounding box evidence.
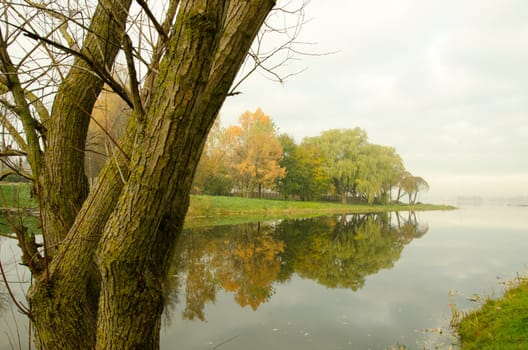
[172,231,220,321]
[171,223,284,320]
[168,213,426,321]
[182,257,217,321]
[394,211,429,242]
[216,225,285,310]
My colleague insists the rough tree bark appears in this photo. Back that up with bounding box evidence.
[40,0,134,256]
[0,0,276,349]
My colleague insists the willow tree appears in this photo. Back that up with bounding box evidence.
[0,0,295,348]
[398,174,430,204]
[304,128,368,203]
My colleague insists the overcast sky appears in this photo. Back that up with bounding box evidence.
[220,0,528,200]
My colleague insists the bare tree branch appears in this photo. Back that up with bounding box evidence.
[0,28,43,176]
[0,254,32,317]
[0,166,32,181]
[123,34,144,117]
[135,0,169,43]
[23,0,81,51]
[20,28,134,109]
[0,148,26,157]
[229,0,331,95]
[140,0,179,109]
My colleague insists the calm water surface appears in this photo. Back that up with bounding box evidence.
[1,205,527,349]
[160,206,528,350]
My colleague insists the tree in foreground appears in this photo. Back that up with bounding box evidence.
[0,0,292,348]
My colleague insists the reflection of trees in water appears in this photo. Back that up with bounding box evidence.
[0,243,20,317]
[168,212,426,321]
[394,211,429,241]
[217,222,284,311]
[276,212,428,290]
[170,222,284,321]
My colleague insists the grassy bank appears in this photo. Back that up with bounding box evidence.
[0,183,455,227]
[186,195,454,220]
[0,183,36,208]
[455,275,528,349]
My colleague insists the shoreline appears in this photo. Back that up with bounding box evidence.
[184,195,456,227]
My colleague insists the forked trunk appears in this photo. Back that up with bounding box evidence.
[27,1,276,349]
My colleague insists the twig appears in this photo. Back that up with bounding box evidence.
[135,0,168,43]
[213,335,239,350]
[0,254,31,318]
[17,26,133,109]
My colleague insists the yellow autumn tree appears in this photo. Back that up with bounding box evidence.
[85,88,129,184]
[227,108,286,197]
[192,118,234,195]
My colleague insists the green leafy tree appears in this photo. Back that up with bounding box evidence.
[397,173,430,204]
[277,134,329,200]
[304,128,368,203]
[276,134,301,198]
[356,144,404,204]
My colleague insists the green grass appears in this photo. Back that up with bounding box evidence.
[185,194,454,225]
[456,276,528,350]
[0,183,37,208]
[0,183,455,229]
[0,183,39,236]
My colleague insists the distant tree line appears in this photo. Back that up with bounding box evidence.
[191,108,429,204]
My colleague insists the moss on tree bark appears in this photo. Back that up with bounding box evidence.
[24,1,276,349]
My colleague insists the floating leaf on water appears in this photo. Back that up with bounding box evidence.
[467,294,481,302]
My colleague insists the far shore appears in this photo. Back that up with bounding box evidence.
[0,183,455,228]
[184,195,456,227]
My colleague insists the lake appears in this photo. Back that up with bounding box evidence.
[1,204,527,349]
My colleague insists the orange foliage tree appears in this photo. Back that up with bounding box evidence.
[226,108,285,197]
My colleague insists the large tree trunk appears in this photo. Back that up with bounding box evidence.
[29,127,133,349]
[40,0,133,256]
[26,1,276,349]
